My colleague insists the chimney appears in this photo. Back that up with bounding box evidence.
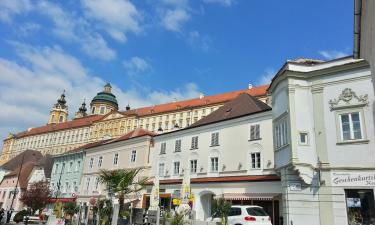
[199,94,204,99]
[248,83,253,90]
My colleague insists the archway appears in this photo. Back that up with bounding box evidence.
[196,190,215,221]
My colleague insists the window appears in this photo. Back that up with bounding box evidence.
[299,132,308,145]
[86,177,90,190]
[158,163,165,176]
[173,161,180,175]
[250,124,260,140]
[191,136,199,149]
[99,106,105,114]
[73,181,78,192]
[76,161,81,171]
[55,164,59,174]
[89,158,94,168]
[175,140,182,152]
[190,160,197,174]
[92,107,96,114]
[98,156,103,168]
[95,177,100,190]
[229,207,242,216]
[69,161,73,172]
[210,157,219,172]
[339,112,362,141]
[251,152,261,169]
[64,182,69,193]
[113,153,119,165]
[210,132,219,146]
[59,115,64,123]
[131,150,137,163]
[274,119,289,149]
[160,142,166,154]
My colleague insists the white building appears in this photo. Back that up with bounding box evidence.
[268,57,375,225]
[149,93,282,224]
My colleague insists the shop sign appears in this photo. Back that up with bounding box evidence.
[331,171,375,186]
[289,183,301,191]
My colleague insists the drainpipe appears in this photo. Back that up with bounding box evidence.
[353,0,362,58]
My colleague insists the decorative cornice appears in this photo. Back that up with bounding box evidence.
[329,88,369,111]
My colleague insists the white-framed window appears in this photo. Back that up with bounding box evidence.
[210,157,219,172]
[251,152,261,169]
[299,132,309,145]
[158,163,165,176]
[95,177,100,190]
[191,136,199,149]
[175,140,182,152]
[250,124,260,140]
[99,106,105,114]
[338,112,363,141]
[274,118,289,149]
[73,181,78,192]
[64,182,69,193]
[190,160,197,174]
[86,177,90,191]
[160,142,166,154]
[210,132,219,146]
[76,161,81,171]
[92,107,96,114]
[98,156,103,168]
[69,161,73,172]
[113,153,119,165]
[55,164,59,174]
[131,150,137,163]
[173,161,180,175]
[89,158,94,168]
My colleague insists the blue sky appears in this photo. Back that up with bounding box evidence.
[0,0,353,142]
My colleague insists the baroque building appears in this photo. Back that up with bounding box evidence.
[0,83,269,165]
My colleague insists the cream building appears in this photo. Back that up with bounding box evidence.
[0,84,269,165]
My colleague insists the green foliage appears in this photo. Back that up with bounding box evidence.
[212,198,231,225]
[119,210,130,219]
[97,198,113,225]
[13,210,28,223]
[98,168,148,212]
[169,212,187,225]
[63,202,79,217]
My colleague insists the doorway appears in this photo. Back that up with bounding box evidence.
[345,189,375,225]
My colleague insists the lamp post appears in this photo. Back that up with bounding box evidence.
[6,153,26,223]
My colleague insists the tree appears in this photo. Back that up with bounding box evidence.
[98,168,148,213]
[212,198,231,225]
[20,181,51,214]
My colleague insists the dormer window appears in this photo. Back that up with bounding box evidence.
[99,106,105,114]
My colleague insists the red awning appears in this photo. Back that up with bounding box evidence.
[215,193,280,201]
[48,198,76,203]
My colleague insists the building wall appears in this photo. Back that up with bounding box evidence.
[79,136,153,202]
[50,152,84,199]
[0,177,23,211]
[28,167,47,185]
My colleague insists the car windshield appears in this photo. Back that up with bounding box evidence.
[246,207,268,216]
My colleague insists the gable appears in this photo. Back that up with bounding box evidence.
[101,111,126,121]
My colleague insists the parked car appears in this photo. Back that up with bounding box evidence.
[207,205,272,225]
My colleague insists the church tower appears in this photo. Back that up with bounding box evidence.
[48,91,68,124]
[90,83,119,115]
[74,100,88,119]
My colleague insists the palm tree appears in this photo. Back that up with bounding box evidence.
[98,168,148,214]
[212,198,231,225]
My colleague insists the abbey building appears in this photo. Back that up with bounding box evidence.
[0,83,268,165]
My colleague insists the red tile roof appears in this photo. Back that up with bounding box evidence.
[16,115,104,138]
[130,85,269,116]
[12,85,268,139]
[108,128,156,144]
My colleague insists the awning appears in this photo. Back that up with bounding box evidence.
[215,193,280,201]
[48,197,76,203]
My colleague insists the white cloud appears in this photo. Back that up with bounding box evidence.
[257,68,276,85]
[81,0,142,42]
[123,56,152,76]
[0,43,201,147]
[161,8,190,32]
[0,0,32,23]
[319,50,348,60]
[203,0,235,7]
[17,22,41,36]
[187,30,212,52]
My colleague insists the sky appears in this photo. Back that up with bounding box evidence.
[0,0,353,145]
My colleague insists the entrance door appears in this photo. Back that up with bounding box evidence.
[345,189,375,225]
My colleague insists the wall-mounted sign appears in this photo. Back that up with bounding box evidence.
[331,171,375,187]
[289,183,301,191]
[347,198,361,208]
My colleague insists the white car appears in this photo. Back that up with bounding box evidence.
[207,205,272,225]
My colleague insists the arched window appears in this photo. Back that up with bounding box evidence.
[92,107,96,114]
[100,106,105,114]
[59,115,64,122]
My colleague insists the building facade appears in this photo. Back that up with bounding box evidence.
[269,57,375,225]
[0,84,268,165]
[149,93,282,224]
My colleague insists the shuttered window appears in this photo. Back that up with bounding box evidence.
[175,140,182,152]
[191,136,199,149]
[211,132,219,146]
[160,142,166,154]
[250,124,260,140]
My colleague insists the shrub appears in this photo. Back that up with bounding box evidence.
[13,210,28,223]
